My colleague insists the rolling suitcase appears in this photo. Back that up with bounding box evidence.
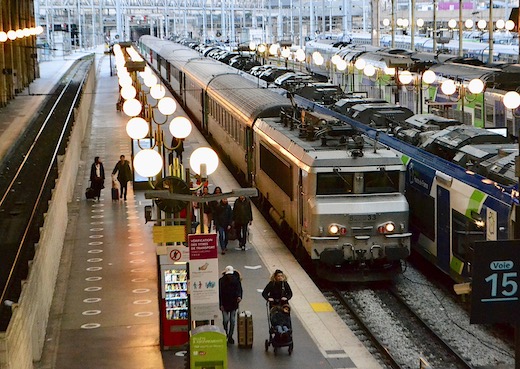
[111,187,119,201]
[237,310,253,348]
[85,187,95,200]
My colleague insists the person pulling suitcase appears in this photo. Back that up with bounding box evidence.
[219,265,243,344]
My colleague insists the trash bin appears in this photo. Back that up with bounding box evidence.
[190,325,227,369]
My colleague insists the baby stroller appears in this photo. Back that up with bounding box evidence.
[264,302,293,354]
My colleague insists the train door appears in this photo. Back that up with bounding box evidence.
[245,127,254,184]
[436,186,451,272]
[201,90,208,134]
[298,169,304,234]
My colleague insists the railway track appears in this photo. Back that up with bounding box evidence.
[0,56,94,330]
[326,286,476,369]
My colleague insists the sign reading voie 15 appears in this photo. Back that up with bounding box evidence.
[470,240,520,324]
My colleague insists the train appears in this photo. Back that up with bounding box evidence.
[138,35,412,282]
[304,39,520,138]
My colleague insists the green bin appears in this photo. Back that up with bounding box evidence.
[190,325,227,369]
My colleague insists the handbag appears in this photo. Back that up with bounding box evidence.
[227,227,238,241]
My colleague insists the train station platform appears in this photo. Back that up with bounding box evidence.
[2,47,382,369]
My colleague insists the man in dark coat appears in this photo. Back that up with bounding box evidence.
[219,265,243,344]
[112,154,132,200]
[232,195,253,250]
[90,157,105,201]
[214,198,233,254]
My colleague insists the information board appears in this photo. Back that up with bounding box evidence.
[471,240,520,324]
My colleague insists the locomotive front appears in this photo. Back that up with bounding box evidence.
[302,153,412,282]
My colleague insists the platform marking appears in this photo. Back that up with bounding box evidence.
[90,228,104,231]
[130,259,145,264]
[82,310,101,316]
[128,242,143,247]
[129,251,144,255]
[131,278,148,283]
[89,235,103,239]
[134,312,154,317]
[133,300,152,305]
[131,268,145,273]
[83,298,101,303]
[81,323,101,329]
[88,249,103,254]
[311,302,335,312]
[84,287,102,292]
[87,258,103,263]
[132,288,150,294]
[244,265,262,270]
[91,215,104,219]
[91,209,104,213]
[88,241,103,246]
[85,276,102,282]
[86,267,102,272]
[90,221,104,225]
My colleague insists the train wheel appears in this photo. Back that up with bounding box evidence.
[265,339,269,352]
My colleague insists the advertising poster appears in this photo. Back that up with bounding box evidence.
[188,234,220,321]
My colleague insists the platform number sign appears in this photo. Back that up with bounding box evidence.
[470,240,520,324]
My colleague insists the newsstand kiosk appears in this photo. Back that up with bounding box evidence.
[159,245,190,348]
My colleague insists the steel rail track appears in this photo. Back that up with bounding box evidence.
[386,287,474,369]
[331,289,401,369]
[333,287,474,369]
[0,56,94,329]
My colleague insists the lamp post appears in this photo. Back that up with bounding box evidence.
[440,77,485,125]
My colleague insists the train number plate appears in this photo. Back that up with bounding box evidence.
[349,214,377,222]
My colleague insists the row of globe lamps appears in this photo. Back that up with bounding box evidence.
[113,43,219,187]
[382,18,516,32]
[248,41,306,65]
[310,50,520,111]
[0,26,44,43]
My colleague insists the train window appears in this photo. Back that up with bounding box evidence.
[452,210,485,262]
[364,170,400,194]
[485,101,494,126]
[406,185,435,240]
[259,143,293,198]
[316,172,354,195]
[474,104,482,121]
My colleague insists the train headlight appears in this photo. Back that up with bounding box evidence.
[378,222,395,234]
[328,224,347,236]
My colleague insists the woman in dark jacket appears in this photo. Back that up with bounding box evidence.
[219,265,243,344]
[262,269,293,307]
[90,157,105,201]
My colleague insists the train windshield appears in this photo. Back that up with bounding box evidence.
[316,172,354,195]
[364,170,401,194]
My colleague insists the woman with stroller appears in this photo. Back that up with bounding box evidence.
[262,269,293,307]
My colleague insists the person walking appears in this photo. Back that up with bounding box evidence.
[219,265,243,344]
[214,197,233,254]
[89,157,105,201]
[112,155,132,200]
[262,269,293,307]
[232,195,253,250]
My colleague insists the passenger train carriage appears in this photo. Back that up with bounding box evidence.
[138,35,412,282]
